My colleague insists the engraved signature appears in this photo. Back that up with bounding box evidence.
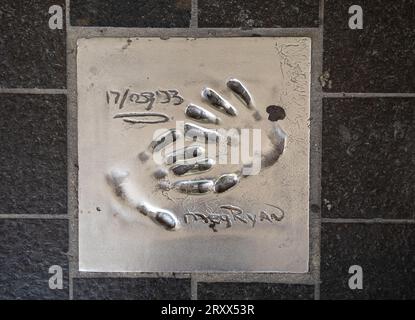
[183,203,284,232]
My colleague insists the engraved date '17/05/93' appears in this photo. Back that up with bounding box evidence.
[106,88,184,110]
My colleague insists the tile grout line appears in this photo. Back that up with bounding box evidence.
[314,0,325,301]
[65,0,74,301]
[190,276,198,300]
[71,271,315,284]
[0,214,68,219]
[187,275,316,285]
[324,92,415,98]
[322,218,415,224]
[190,0,198,29]
[72,271,190,278]
[190,0,198,300]
[0,88,67,95]
[68,26,319,34]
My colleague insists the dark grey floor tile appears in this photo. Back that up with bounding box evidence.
[198,0,319,28]
[0,219,69,299]
[0,94,67,215]
[197,282,314,300]
[70,0,191,27]
[323,0,415,92]
[73,278,191,300]
[322,98,415,219]
[0,0,66,88]
[321,223,415,300]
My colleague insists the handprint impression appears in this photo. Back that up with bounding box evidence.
[107,79,287,231]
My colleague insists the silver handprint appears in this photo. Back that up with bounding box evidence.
[107,78,287,231]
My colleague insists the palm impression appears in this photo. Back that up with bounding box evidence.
[107,78,287,231]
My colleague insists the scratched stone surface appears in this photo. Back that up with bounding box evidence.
[0,94,67,215]
[322,98,415,219]
[70,0,191,28]
[73,278,191,300]
[323,0,415,92]
[321,223,415,300]
[0,0,66,88]
[0,219,69,300]
[77,37,311,272]
[198,282,314,300]
[198,0,320,28]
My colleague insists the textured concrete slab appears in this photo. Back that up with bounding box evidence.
[73,277,191,300]
[0,0,66,88]
[0,94,67,215]
[198,282,314,300]
[323,0,415,92]
[70,0,191,27]
[322,98,415,219]
[0,219,69,300]
[321,223,415,300]
[198,0,320,28]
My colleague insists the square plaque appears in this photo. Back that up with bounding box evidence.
[77,37,311,272]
